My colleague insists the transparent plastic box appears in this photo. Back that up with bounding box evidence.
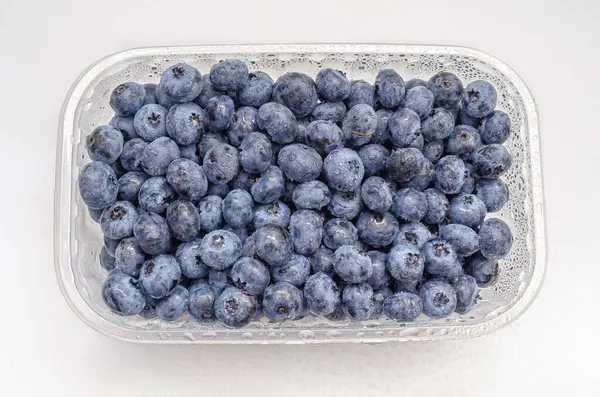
[55,44,546,344]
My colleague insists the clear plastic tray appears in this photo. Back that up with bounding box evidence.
[54,44,546,344]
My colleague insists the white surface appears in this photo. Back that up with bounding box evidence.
[0,0,597,395]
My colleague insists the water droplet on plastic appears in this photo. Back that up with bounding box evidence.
[267,332,277,339]
[242,332,253,340]
[326,330,342,338]
[298,330,315,340]
[201,331,217,339]
[183,332,195,341]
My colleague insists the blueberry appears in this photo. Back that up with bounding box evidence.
[281,179,297,204]
[288,210,323,256]
[165,200,200,242]
[458,108,481,128]
[328,186,363,220]
[86,125,124,164]
[138,176,176,213]
[371,287,394,318]
[100,201,138,240]
[154,284,188,321]
[110,82,146,116]
[188,281,216,320]
[402,86,434,119]
[257,102,297,144]
[109,115,137,141]
[452,274,479,314]
[309,246,334,275]
[203,143,239,185]
[387,242,424,282]
[345,80,375,108]
[387,108,421,148]
[472,144,512,179]
[230,257,270,295]
[239,132,272,174]
[311,102,347,124]
[439,224,479,257]
[422,239,462,279]
[102,270,146,315]
[207,182,230,198]
[465,252,498,286]
[366,251,391,290]
[421,108,455,141]
[447,193,487,229]
[133,212,171,255]
[333,245,373,284]
[478,218,513,260]
[305,120,345,156]
[375,69,406,109]
[222,189,254,228]
[138,254,181,299]
[272,72,318,118]
[210,59,249,92]
[294,119,310,144]
[392,188,427,222]
[117,171,149,203]
[175,239,209,279]
[120,138,148,172]
[427,72,464,110]
[342,283,375,321]
[316,69,351,102]
[198,132,227,160]
[405,78,427,90]
[422,188,448,224]
[155,84,176,109]
[233,70,271,106]
[480,110,510,144]
[462,80,497,118]
[357,211,399,248]
[370,109,392,145]
[343,104,377,146]
[460,163,476,194]
[446,125,482,160]
[159,63,203,103]
[205,95,235,132]
[214,286,257,328]
[323,218,357,250]
[250,165,286,204]
[323,148,364,192]
[177,143,202,166]
[227,106,258,148]
[208,268,232,293]
[166,158,208,202]
[262,282,304,322]
[199,230,242,270]
[386,148,425,183]
[383,292,422,321]
[133,104,168,142]
[434,155,466,194]
[278,143,323,183]
[109,159,127,179]
[196,195,223,232]
[418,280,457,318]
[165,103,205,145]
[241,232,258,259]
[104,236,120,257]
[254,224,293,266]
[253,201,291,229]
[358,144,390,177]
[476,178,508,212]
[359,177,392,213]
[394,222,432,249]
[140,136,180,176]
[402,158,434,192]
[114,237,145,277]
[271,253,310,287]
[228,169,253,192]
[100,246,116,271]
[422,140,444,164]
[79,161,118,209]
[303,272,340,316]
[223,225,249,244]
[194,74,221,108]
[292,180,331,210]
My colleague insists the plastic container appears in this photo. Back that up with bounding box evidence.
[55,44,546,344]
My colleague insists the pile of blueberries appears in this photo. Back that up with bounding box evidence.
[79,59,514,328]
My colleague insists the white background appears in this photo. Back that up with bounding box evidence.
[1,0,598,395]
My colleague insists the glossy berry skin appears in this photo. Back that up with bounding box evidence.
[214,286,257,328]
[262,282,304,322]
[138,255,181,299]
[86,125,124,164]
[159,63,203,103]
[387,108,421,148]
[386,148,425,183]
[480,110,510,144]
[199,230,242,270]
[303,272,340,316]
[358,144,390,177]
[278,143,323,183]
[402,158,434,192]
[155,285,189,321]
[165,103,206,145]
[421,239,462,279]
[120,138,148,172]
[393,188,428,222]
[476,178,508,212]
[360,176,393,213]
[288,210,323,256]
[110,82,146,116]
[447,193,487,229]
[465,253,498,287]
[323,218,358,250]
[366,251,391,290]
[439,224,479,257]
[210,59,249,92]
[342,283,375,321]
[272,72,319,118]
[422,188,449,224]
[227,106,258,148]
[253,201,291,229]
[117,173,148,206]
[134,104,169,142]
[257,102,297,144]
[333,245,373,284]
[427,72,464,110]
[402,86,434,119]
[305,120,345,156]
[343,104,377,146]
[419,279,457,319]
[478,218,513,260]
[323,148,364,192]
[328,186,363,220]
[472,144,512,179]
[250,166,286,204]
[292,181,331,210]
[78,161,118,210]
[166,200,200,242]
[434,155,466,194]
[206,95,235,132]
[188,281,216,320]
[452,275,479,314]
[271,253,311,287]
[197,195,223,232]
[175,239,209,279]
[222,189,254,228]
[375,69,406,109]
[255,224,293,266]
[100,201,138,240]
[393,221,432,248]
[311,102,347,124]
[387,243,425,284]
[230,257,270,295]
[356,211,399,248]
[166,158,208,202]
[198,132,227,159]
[102,270,146,315]
[238,71,273,107]
[138,176,176,214]
[239,132,272,174]
[316,68,351,102]
[203,143,239,185]
[462,80,497,118]
[141,137,180,176]
[345,80,375,109]
[114,237,145,277]
[133,212,171,255]
[446,125,482,161]
[383,292,423,322]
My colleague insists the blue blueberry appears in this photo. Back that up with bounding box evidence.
[342,283,375,321]
[446,125,482,160]
[333,245,373,284]
[452,275,479,314]
[142,83,157,104]
[208,268,232,293]
[210,59,249,92]
[166,158,208,202]
[100,246,116,271]
[343,104,377,146]
[288,210,323,256]
[114,237,145,277]
[165,103,205,145]
[205,95,235,132]
[239,132,272,173]
[294,118,310,144]
[109,159,127,179]
[104,236,120,257]
[360,177,393,213]
[227,106,258,147]
[402,86,434,119]
[402,158,434,191]
[392,188,428,222]
[460,162,476,194]
[480,110,510,144]
[198,132,227,160]
[292,181,330,210]
[102,270,146,315]
[119,138,147,172]
[422,188,448,224]
[370,109,392,145]
[476,178,508,212]
[323,148,364,192]
[387,243,424,283]
[465,252,498,286]
[358,144,390,177]
[422,239,462,279]
[207,182,230,199]
[199,230,242,270]
[141,136,180,176]
[272,72,318,118]
[356,211,399,248]
[305,120,345,156]
[375,69,406,109]
[250,165,286,204]
[222,189,254,228]
[419,279,457,318]
[138,176,176,213]
[458,108,481,128]
[133,212,171,255]
[253,201,291,229]
[281,179,297,204]
[159,63,203,103]
[134,104,168,142]
[371,287,394,318]
[472,144,512,179]
[316,69,351,102]
[303,272,340,316]
[223,225,249,244]
[307,246,333,275]
[109,115,137,141]
[311,102,347,124]
[89,207,103,223]
[405,78,427,90]
[203,143,239,185]
[138,254,181,299]
[434,155,466,194]
[241,232,258,259]
[328,186,363,220]
[86,125,124,164]
[422,140,444,164]
[237,71,273,107]
[478,218,513,260]
[154,84,176,109]
[188,281,216,320]
[427,72,464,110]
[117,171,149,203]
[214,286,257,328]
[230,257,270,295]
[194,74,221,108]
[278,143,323,183]
[110,82,146,116]
[345,80,375,108]
[447,193,487,229]
[257,102,297,144]
[394,222,432,249]
[198,196,223,232]
[100,201,138,240]
[262,282,304,322]
[229,169,254,192]
[387,108,421,148]
[155,284,188,321]
[462,80,497,118]
[271,253,310,287]
[383,292,422,321]
[175,239,209,279]
[323,218,357,250]
[366,251,391,290]
[386,148,425,183]
[254,224,293,266]
[421,108,455,141]
[166,200,200,242]
[439,224,479,257]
